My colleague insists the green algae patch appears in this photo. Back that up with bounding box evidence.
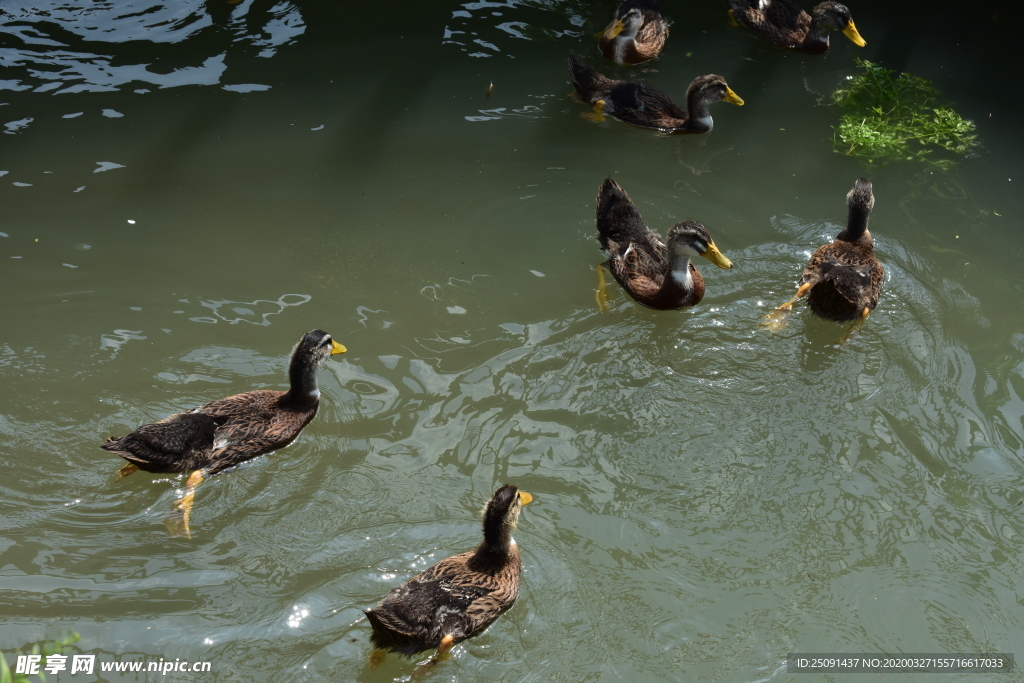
[832,59,977,169]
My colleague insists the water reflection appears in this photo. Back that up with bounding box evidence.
[0,0,305,93]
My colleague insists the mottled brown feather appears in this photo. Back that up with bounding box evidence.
[102,412,229,473]
[365,546,521,655]
[800,239,883,321]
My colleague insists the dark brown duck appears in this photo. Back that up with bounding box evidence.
[102,328,346,536]
[595,177,733,310]
[598,0,670,65]
[768,178,884,325]
[365,485,533,668]
[726,0,866,54]
[568,55,743,134]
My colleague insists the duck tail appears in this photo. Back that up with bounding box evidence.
[568,55,610,102]
[101,435,127,452]
[806,264,865,322]
[364,609,420,654]
[596,177,647,251]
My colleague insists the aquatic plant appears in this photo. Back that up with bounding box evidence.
[832,58,977,169]
[1,632,80,683]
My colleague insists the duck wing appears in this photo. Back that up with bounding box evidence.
[101,412,226,473]
[366,551,517,654]
[595,177,667,260]
[607,81,688,131]
[192,390,317,474]
[802,242,883,321]
[728,0,810,46]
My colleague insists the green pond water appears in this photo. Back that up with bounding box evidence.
[1,1,1023,682]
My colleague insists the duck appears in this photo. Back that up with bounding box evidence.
[726,0,866,54]
[568,55,743,133]
[365,485,532,670]
[101,329,346,537]
[766,178,883,328]
[594,177,733,310]
[599,0,670,65]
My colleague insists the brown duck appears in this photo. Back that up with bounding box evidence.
[599,0,670,65]
[102,329,346,536]
[767,178,883,327]
[595,177,733,310]
[568,55,743,133]
[726,0,866,54]
[365,485,533,670]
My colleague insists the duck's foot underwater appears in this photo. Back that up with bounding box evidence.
[580,99,607,123]
[166,469,205,539]
[409,635,456,677]
[837,307,871,345]
[761,303,793,332]
[595,264,612,313]
[368,648,387,670]
[762,283,812,332]
[117,463,138,478]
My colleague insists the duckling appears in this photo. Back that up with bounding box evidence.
[365,485,533,670]
[102,329,346,537]
[765,178,883,330]
[726,0,866,54]
[568,55,743,133]
[599,0,670,65]
[595,177,733,310]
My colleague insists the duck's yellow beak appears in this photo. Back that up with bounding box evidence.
[723,87,744,106]
[602,19,625,40]
[842,20,866,47]
[702,240,733,269]
[518,491,533,505]
[331,340,347,355]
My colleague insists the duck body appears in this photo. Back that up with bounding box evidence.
[365,546,521,656]
[595,177,733,310]
[799,178,883,321]
[726,0,866,54]
[102,329,346,475]
[366,485,532,660]
[568,56,743,134]
[599,0,670,65]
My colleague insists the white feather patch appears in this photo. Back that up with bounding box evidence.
[671,267,693,289]
[614,40,629,64]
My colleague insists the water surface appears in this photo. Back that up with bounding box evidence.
[1,1,1023,681]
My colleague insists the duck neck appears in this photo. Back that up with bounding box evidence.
[665,250,695,293]
[617,17,641,41]
[476,518,514,560]
[801,20,831,53]
[837,206,871,243]
[284,353,320,404]
[685,92,713,132]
